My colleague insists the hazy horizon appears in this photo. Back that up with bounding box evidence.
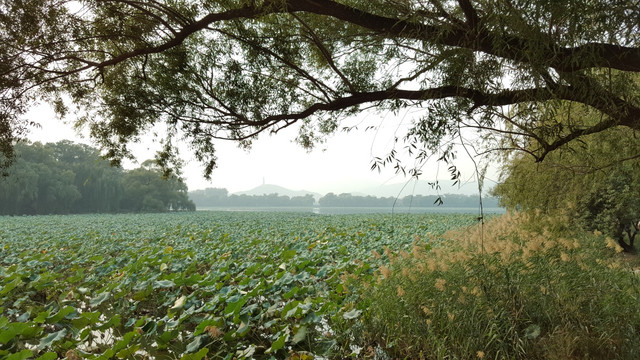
[25,104,501,196]
[214,178,490,198]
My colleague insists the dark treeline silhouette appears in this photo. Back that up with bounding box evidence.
[189,188,315,207]
[319,192,396,207]
[190,188,499,208]
[319,192,499,208]
[402,194,500,208]
[0,141,195,215]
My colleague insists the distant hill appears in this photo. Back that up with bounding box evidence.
[234,184,321,200]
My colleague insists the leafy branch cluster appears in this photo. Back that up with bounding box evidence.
[1,0,639,176]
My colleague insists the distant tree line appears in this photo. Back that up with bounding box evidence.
[318,193,396,207]
[190,188,499,208]
[319,192,499,208]
[189,188,315,207]
[0,141,195,215]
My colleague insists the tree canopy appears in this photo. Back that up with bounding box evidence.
[494,105,640,251]
[0,141,195,215]
[1,0,639,176]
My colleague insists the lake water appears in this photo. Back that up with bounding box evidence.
[196,206,505,215]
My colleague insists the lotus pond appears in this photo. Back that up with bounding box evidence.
[0,211,478,359]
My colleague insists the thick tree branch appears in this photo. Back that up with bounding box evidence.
[255,86,558,125]
[286,0,640,73]
[457,0,480,29]
[3,0,639,175]
[15,0,640,93]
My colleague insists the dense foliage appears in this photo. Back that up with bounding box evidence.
[0,141,194,215]
[2,0,638,176]
[494,116,640,251]
[318,192,499,208]
[0,211,477,359]
[2,211,637,359]
[360,212,640,359]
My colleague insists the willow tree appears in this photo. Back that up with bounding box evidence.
[1,0,639,175]
[494,120,640,251]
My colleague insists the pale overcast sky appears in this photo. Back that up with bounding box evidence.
[25,104,497,195]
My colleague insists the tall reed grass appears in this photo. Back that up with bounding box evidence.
[354,212,640,359]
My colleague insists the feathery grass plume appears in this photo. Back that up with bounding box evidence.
[605,236,625,253]
[379,265,391,279]
[205,326,223,338]
[434,278,447,291]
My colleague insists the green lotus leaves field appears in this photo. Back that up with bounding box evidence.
[0,211,476,359]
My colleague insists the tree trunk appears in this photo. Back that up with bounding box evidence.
[616,223,635,253]
[617,237,635,253]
